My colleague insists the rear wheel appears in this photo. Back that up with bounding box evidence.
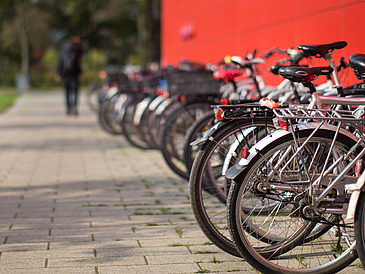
[183,111,216,174]
[189,117,275,256]
[227,128,358,273]
[355,191,365,268]
[161,101,212,179]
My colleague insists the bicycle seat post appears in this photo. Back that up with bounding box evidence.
[324,51,344,95]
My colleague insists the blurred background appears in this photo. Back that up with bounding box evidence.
[1,0,365,91]
[0,0,160,90]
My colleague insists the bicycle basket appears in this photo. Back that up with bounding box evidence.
[164,70,221,96]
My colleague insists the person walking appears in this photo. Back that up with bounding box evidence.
[56,36,83,116]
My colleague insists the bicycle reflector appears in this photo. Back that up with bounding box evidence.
[241,147,248,159]
[273,117,288,131]
[220,99,228,105]
[214,108,224,121]
[356,159,364,177]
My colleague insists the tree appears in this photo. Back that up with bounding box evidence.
[0,0,50,77]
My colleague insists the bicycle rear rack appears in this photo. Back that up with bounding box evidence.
[273,107,365,129]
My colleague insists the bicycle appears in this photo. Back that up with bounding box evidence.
[226,48,365,273]
[187,42,348,257]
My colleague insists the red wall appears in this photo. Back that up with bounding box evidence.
[161,0,365,85]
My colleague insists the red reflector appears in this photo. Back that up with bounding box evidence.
[214,108,224,121]
[220,99,228,105]
[278,119,288,131]
[356,159,364,177]
[241,147,248,158]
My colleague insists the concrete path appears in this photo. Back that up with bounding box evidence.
[0,91,361,274]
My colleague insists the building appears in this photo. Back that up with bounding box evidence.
[161,0,365,85]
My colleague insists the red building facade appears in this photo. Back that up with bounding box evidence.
[161,0,365,84]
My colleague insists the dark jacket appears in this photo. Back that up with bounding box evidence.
[57,44,83,78]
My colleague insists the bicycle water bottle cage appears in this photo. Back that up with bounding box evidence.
[278,66,333,83]
[298,41,347,58]
[230,56,265,68]
[349,53,365,81]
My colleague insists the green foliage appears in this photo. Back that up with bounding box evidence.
[0,73,16,87]
[42,49,59,71]
[84,50,108,70]
[0,93,18,113]
[0,0,161,87]
[80,70,103,86]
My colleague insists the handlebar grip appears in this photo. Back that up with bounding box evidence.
[336,57,349,72]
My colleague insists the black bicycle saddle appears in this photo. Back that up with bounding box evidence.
[349,54,365,72]
[278,66,333,82]
[298,41,347,58]
[349,53,365,81]
[269,64,308,75]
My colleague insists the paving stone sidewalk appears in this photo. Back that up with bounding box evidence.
[0,91,361,274]
[0,91,251,274]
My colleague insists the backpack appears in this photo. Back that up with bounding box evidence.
[62,49,77,75]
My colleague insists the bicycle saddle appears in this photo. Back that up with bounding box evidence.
[298,41,347,58]
[213,69,246,81]
[349,54,365,82]
[269,64,308,75]
[278,66,333,82]
[231,56,265,68]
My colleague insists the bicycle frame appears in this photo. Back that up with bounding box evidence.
[272,109,365,217]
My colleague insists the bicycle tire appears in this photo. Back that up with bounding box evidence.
[88,82,103,111]
[183,110,216,174]
[120,93,154,149]
[227,127,359,273]
[133,94,158,149]
[148,96,182,149]
[161,101,213,179]
[98,92,124,135]
[355,191,365,268]
[189,117,276,257]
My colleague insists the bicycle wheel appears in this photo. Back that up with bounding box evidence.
[120,93,154,149]
[98,91,125,135]
[87,82,103,111]
[133,94,158,149]
[161,101,213,179]
[355,191,365,268]
[227,127,359,273]
[148,96,182,149]
[183,110,216,174]
[189,116,276,257]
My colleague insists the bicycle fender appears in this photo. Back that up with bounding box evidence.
[225,122,360,180]
[222,134,243,176]
[190,121,223,146]
[345,171,365,223]
[133,97,151,126]
[222,126,257,176]
[106,87,118,99]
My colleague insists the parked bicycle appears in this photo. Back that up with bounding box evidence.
[225,44,365,273]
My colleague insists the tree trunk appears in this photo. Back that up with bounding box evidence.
[137,9,148,67]
[17,19,29,77]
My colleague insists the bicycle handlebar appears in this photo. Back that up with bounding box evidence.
[336,57,349,72]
